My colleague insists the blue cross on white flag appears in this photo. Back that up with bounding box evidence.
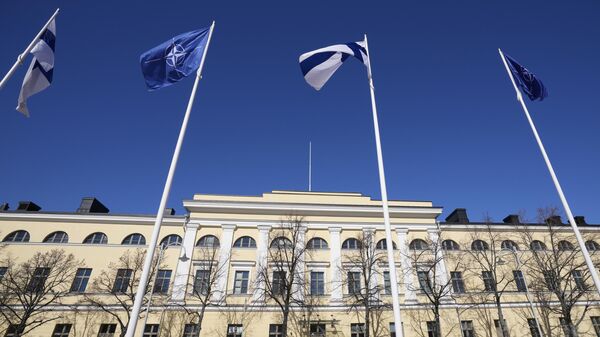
[16,18,56,117]
[299,41,368,90]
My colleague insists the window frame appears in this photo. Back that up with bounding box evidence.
[482,271,496,292]
[121,233,146,245]
[233,270,250,294]
[350,323,366,337]
[142,324,159,337]
[44,231,69,244]
[83,232,108,245]
[233,236,256,248]
[513,270,527,292]
[310,271,325,295]
[306,237,328,249]
[52,324,72,337]
[451,271,465,294]
[347,271,361,295]
[70,268,92,293]
[196,235,220,248]
[153,269,172,294]
[3,230,30,243]
[342,238,361,250]
[113,268,133,293]
[227,324,243,337]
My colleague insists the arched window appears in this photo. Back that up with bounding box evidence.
[306,237,328,249]
[270,237,293,249]
[409,239,429,250]
[160,234,182,247]
[197,235,220,248]
[375,239,397,250]
[342,238,361,250]
[471,240,489,251]
[501,240,519,251]
[122,233,146,245]
[43,231,69,243]
[557,240,574,251]
[233,236,256,248]
[441,240,460,251]
[83,232,108,244]
[3,230,30,243]
[530,240,547,251]
[585,240,600,252]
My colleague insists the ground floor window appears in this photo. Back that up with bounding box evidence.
[183,324,199,337]
[52,324,72,337]
[461,321,474,337]
[527,319,541,337]
[310,323,326,337]
[494,320,508,337]
[227,324,243,337]
[591,317,600,337]
[427,321,439,337]
[97,324,117,337]
[350,323,365,337]
[269,324,283,337]
[143,325,159,337]
[5,325,23,337]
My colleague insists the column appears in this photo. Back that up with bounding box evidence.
[396,228,416,303]
[252,224,271,302]
[171,221,199,302]
[329,227,343,302]
[213,224,236,302]
[428,228,451,302]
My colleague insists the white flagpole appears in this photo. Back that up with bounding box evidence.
[309,141,312,191]
[498,48,600,297]
[0,8,60,90]
[124,21,216,337]
[364,34,404,337]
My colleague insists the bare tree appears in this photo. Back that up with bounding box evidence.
[0,249,83,336]
[210,301,259,337]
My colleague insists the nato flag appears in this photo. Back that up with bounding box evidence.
[140,27,210,90]
[505,54,548,101]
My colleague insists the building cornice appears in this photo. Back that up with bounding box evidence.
[0,212,186,226]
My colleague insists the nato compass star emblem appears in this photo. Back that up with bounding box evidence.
[165,43,187,68]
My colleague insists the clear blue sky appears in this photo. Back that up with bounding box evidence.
[1,0,599,223]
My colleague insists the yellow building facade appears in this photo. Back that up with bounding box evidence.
[1,191,599,337]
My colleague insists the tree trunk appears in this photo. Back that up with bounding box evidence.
[434,307,441,337]
[365,306,370,337]
[197,304,207,336]
[495,295,509,337]
[282,309,290,337]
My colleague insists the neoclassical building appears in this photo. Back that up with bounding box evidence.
[0,191,599,337]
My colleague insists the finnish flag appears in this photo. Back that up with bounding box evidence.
[299,41,368,91]
[17,18,56,117]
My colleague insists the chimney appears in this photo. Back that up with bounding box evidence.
[574,216,587,226]
[17,201,41,212]
[546,215,562,225]
[503,214,520,224]
[77,197,109,214]
[0,203,8,211]
[164,208,176,216]
[445,208,469,223]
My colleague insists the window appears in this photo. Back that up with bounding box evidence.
[310,324,325,337]
[193,270,210,295]
[417,271,432,294]
[122,233,146,245]
[590,317,600,337]
[28,267,50,292]
[270,237,293,249]
[442,240,460,251]
[52,324,72,337]
[451,271,465,294]
[427,321,439,337]
[307,238,328,249]
[272,271,286,295]
[528,319,541,337]
[513,270,527,292]
[0,267,7,281]
[544,271,557,291]
[44,231,68,243]
[383,271,391,295]
[501,240,519,251]
[83,232,107,244]
[160,234,182,247]
[482,271,495,292]
[269,325,283,337]
[472,240,489,251]
[233,236,256,248]
[143,324,159,337]
[494,320,508,337]
[530,240,546,251]
[342,238,361,250]
[410,239,429,250]
[558,240,574,251]
[113,269,132,293]
[389,323,396,337]
[153,269,172,294]
[376,239,397,250]
[571,270,586,291]
[233,271,249,294]
[347,271,361,294]
[3,230,30,242]
[586,240,600,252]
[183,324,199,337]
[97,324,116,337]
[227,324,243,337]
[310,271,325,295]
[197,235,220,248]
[70,268,92,293]
[5,325,23,337]
[351,324,365,337]
[461,321,475,337]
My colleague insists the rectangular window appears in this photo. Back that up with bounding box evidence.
[347,271,361,294]
[591,317,600,337]
[494,319,508,337]
[0,267,7,281]
[113,269,132,293]
[193,270,210,295]
[97,324,117,337]
[571,270,586,291]
[461,321,474,337]
[52,324,72,337]
[269,324,283,337]
[426,321,439,337]
[143,324,159,337]
[482,271,496,292]
[233,271,249,294]
[310,271,325,295]
[70,268,92,293]
[153,269,172,294]
[544,271,557,291]
[513,270,527,292]
[183,324,199,337]
[351,324,365,337]
[389,323,396,337]
[527,319,541,337]
[310,324,326,337]
[28,267,50,292]
[5,325,23,337]
[272,271,286,295]
[227,324,243,337]
[383,271,391,295]
[451,271,465,294]
[417,271,432,294]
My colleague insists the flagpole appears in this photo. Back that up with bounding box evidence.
[309,141,312,191]
[498,48,600,297]
[0,8,59,90]
[364,34,404,337]
[124,21,216,337]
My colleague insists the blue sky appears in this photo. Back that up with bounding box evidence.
[1,0,599,223]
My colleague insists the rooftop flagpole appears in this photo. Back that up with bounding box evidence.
[364,34,404,337]
[309,141,312,191]
[124,21,216,337]
[0,8,60,90]
[498,48,600,298]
